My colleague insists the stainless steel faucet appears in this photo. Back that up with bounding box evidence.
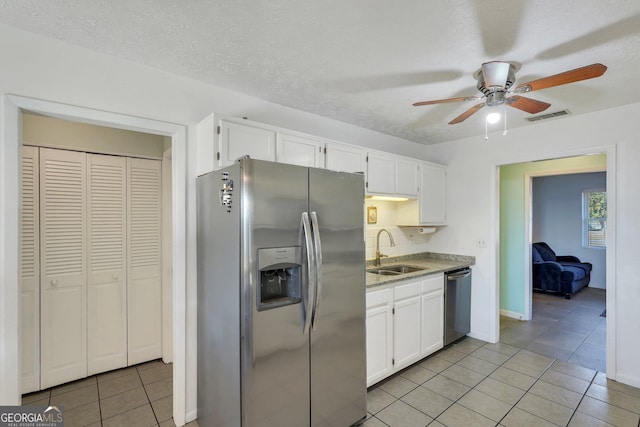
[374,228,396,266]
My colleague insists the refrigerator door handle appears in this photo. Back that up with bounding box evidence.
[310,211,323,331]
[302,212,316,335]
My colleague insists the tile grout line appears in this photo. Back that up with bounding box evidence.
[565,370,598,427]
[136,365,161,427]
[95,376,104,426]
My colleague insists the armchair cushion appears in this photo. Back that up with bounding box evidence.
[531,242,591,298]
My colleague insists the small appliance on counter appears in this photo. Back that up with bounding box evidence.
[444,267,472,346]
[196,158,367,427]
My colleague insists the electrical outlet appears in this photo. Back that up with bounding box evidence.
[477,239,487,248]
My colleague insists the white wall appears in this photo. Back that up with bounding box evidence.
[532,172,607,288]
[0,24,433,419]
[425,102,640,388]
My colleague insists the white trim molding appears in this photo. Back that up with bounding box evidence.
[0,94,189,425]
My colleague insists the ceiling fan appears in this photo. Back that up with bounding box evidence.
[413,62,607,124]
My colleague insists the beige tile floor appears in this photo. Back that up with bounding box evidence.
[24,288,639,426]
[365,287,640,426]
[21,360,198,427]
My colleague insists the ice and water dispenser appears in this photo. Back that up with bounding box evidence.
[257,247,302,311]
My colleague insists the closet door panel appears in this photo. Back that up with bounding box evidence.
[39,148,87,389]
[87,154,127,375]
[127,158,162,365]
[20,146,40,393]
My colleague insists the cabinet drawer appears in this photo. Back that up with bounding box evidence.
[422,273,444,293]
[394,281,421,300]
[367,288,392,308]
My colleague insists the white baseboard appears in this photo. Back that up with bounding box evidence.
[500,309,525,320]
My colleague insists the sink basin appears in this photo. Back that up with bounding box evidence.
[367,269,402,276]
[380,265,427,274]
[367,264,428,275]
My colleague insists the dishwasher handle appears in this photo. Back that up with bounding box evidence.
[447,270,471,280]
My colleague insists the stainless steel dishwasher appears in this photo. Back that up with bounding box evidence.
[444,267,472,346]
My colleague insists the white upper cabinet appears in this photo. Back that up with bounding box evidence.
[419,163,446,224]
[218,120,276,168]
[397,161,447,226]
[325,142,367,175]
[367,151,396,195]
[395,157,420,197]
[276,132,324,168]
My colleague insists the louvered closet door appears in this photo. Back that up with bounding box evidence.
[39,148,87,389]
[127,158,162,365]
[20,146,40,393]
[87,154,127,375]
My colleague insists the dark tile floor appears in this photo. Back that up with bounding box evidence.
[500,287,606,373]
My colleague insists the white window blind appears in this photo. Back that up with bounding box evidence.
[582,189,607,248]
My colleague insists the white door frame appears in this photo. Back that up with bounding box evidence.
[523,165,606,320]
[1,94,188,425]
[495,145,617,379]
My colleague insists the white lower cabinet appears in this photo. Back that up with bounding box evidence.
[392,282,422,370]
[366,273,444,386]
[421,275,445,356]
[365,288,393,386]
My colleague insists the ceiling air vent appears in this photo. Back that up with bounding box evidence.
[526,109,571,122]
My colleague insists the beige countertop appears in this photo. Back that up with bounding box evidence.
[365,252,475,289]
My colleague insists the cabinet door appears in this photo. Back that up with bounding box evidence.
[219,120,276,167]
[366,289,393,386]
[276,133,324,168]
[396,157,419,197]
[127,158,162,365]
[420,163,446,224]
[421,275,444,356]
[20,146,40,393]
[40,148,87,389]
[87,154,127,375]
[325,142,367,175]
[393,294,422,370]
[367,151,395,195]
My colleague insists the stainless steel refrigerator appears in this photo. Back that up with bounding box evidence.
[196,158,367,427]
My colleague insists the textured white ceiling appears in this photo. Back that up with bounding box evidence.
[1,0,639,144]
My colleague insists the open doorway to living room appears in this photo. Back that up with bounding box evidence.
[499,155,607,373]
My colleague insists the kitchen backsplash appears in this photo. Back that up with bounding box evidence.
[364,199,434,260]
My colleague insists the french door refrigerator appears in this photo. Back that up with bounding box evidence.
[196,158,367,427]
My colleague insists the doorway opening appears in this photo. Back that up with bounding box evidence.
[1,95,188,425]
[498,153,611,374]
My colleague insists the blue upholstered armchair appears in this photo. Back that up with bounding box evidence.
[531,242,592,299]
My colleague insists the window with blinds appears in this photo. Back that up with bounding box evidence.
[583,189,607,248]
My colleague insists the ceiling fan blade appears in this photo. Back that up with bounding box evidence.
[413,96,481,107]
[506,96,551,114]
[449,103,485,125]
[515,63,607,93]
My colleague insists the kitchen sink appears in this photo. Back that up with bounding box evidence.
[367,264,428,275]
[367,269,402,276]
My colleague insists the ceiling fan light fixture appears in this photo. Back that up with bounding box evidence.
[486,112,501,124]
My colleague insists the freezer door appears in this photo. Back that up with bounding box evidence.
[308,168,367,427]
[242,160,312,427]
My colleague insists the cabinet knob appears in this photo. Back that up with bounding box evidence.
[51,279,58,287]
[112,274,119,281]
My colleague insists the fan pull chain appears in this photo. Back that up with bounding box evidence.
[485,118,488,141]
[503,104,508,136]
